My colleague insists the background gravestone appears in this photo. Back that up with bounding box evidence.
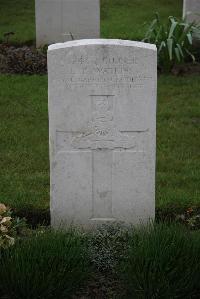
[35,0,100,47]
[48,39,157,228]
[183,0,200,24]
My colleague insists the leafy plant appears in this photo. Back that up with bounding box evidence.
[0,229,89,299]
[143,14,200,72]
[120,223,200,298]
[176,207,200,230]
[0,203,26,249]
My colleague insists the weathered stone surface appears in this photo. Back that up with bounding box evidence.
[183,0,200,24]
[35,0,100,47]
[48,39,157,228]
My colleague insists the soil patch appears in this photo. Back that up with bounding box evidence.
[0,43,47,75]
[171,63,200,76]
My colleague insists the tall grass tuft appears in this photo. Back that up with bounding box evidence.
[120,223,200,299]
[0,229,89,299]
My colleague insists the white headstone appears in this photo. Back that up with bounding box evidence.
[183,0,200,24]
[48,39,157,228]
[35,0,100,47]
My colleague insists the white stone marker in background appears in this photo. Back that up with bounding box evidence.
[48,39,157,228]
[35,0,100,47]
[183,0,200,24]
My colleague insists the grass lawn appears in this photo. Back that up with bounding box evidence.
[0,74,199,213]
[157,75,200,209]
[101,0,182,40]
[0,0,35,45]
[0,75,49,211]
[0,0,182,44]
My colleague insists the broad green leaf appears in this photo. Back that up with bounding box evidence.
[187,33,193,44]
[176,43,184,57]
[167,38,173,60]
[169,19,178,38]
[175,47,181,62]
[158,41,166,53]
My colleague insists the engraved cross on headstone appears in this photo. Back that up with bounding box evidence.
[57,95,137,221]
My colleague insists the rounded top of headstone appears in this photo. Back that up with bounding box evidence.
[48,39,157,52]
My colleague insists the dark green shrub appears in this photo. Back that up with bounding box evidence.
[120,223,200,298]
[143,14,200,72]
[0,229,89,299]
